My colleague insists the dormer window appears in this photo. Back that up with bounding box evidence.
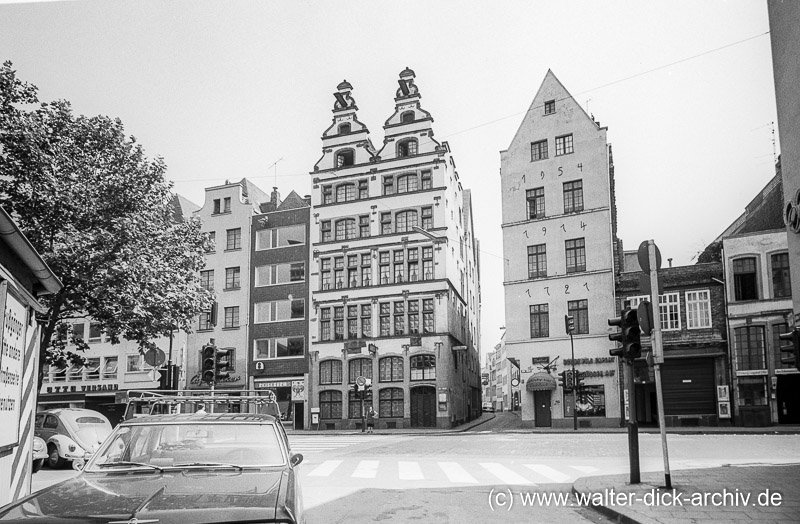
[336,149,354,167]
[338,122,351,134]
[397,139,418,158]
[401,111,415,123]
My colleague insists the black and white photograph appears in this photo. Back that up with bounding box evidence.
[1,0,799,522]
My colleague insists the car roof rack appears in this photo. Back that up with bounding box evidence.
[121,389,280,420]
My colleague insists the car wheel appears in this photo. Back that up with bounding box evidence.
[47,444,65,469]
[32,458,44,473]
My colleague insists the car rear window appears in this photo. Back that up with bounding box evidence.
[76,417,106,424]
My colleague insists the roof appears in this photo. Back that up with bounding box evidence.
[123,413,280,425]
[0,205,62,295]
[168,193,200,222]
[714,165,785,241]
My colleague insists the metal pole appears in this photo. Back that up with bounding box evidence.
[167,329,174,390]
[626,359,640,483]
[570,333,577,431]
[360,392,365,433]
[649,240,671,489]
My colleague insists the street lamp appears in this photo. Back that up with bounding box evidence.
[412,226,447,244]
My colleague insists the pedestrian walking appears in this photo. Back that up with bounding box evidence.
[366,406,377,433]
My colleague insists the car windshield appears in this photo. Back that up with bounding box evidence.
[85,422,286,471]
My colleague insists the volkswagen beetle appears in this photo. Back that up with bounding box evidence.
[34,408,112,469]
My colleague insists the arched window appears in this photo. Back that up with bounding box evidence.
[338,122,351,134]
[397,139,417,158]
[336,149,354,167]
[348,358,372,382]
[410,354,436,380]
[395,210,418,233]
[336,183,356,202]
[401,111,415,123]
[397,174,418,193]
[319,390,342,419]
[335,218,356,240]
[319,360,343,385]
[379,356,404,382]
[379,388,404,417]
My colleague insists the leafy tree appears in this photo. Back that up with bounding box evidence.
[0,61,213,388]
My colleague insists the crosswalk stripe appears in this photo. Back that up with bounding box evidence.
[523,464,572,483]
[308,460,343,477]
[352,460,379,478]
[398,461,424,480]
[438,462,479,484]
[479,462,535,485]
[570,465,599,474]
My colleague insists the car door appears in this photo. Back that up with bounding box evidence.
[41,414,60,441]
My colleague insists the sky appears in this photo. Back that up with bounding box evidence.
[0,0,780,364]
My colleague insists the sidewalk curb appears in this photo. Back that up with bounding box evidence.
[286,413,497,437]
[571,478,653,524]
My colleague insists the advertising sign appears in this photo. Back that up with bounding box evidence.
[0,288,26,451]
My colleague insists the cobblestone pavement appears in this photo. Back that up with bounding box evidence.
[573,463,800,524]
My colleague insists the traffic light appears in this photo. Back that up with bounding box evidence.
[565,315,575,335]
[201,344,216,383]
[779,328,800,370]
[350,382,360,398]
[215,348,232,381]
[574,371,585,391]
[565,370,575,390]
[557,371,567,389]
[608,308,642,362]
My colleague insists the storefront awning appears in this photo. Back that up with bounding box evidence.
[525,372,557,392]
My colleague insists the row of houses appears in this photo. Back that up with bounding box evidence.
[36,68,483,430]
[497,70,797,428]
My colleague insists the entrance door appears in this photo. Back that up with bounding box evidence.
[410,387,436,427]
[293,402,305,430]
[533,390,552,427]
[777,374,800,424]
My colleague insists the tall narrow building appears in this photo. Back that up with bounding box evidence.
[308,69,481,429]
[500,70,620,428]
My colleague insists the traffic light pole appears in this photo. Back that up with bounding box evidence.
[360,391,365,433]
[647,240,671,489]
[570,332,577,431]
[625,359,640,483]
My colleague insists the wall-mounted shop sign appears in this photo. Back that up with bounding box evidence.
[563,357,616,366]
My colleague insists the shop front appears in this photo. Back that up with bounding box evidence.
[254,378,306,429]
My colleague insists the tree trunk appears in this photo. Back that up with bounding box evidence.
[37,294,64,392]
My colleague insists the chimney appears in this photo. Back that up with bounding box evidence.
[271,187,280,207]
[668,258,673,268]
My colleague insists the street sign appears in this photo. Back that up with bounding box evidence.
[355,376,367,387]
[144,348,166,367]
[637,241,662,273]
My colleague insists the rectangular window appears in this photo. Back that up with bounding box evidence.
[254,336,304,359]
[737,376,767,406]
[733,258,758,301]
[526,187,545,219]
[685,290,711,329]
[383,176,394,196]
[361,304,372,338]
[359,215,370,238]
[423,298,434,334]
[89,323,102,343]
[423,246,434,280]
[567,299,589,334]
[254,299,305,323]
[410,355,436,380]
[380,303,391,336]
[380,213,392,235]
[563,180,584,213]
[320,308,331,341]
[771,253,792,298]
[225,267,241,289]
[379,388,404,418]
[564,385,606,417]
[256,225,306,249]
[205,231,216,252]
[226,228,241,250]
[322,185,333,204]
[408,300,420,334]
[421,206,433,230]
[734,326,766,371]
[659,293,680,331]
[320,390,342,419]
[200,270,214,291]
[529,304,549,338]
[223,197,231,213]
[555,134,573,156]
[320,220,331,242]
[213,199,221,214]
[421,170,432,190]
[199,312,212,331]
[393,301,405,335]
[393,250,405,283]
[255,262,305,286]
[334,306,344,340]
[565,238,586,273]
[531,139,548,161]
[544,99,555,115]
[358,179,369,199]
[527,244,547,279]
[347,306,358,339]
[127,355,143,372]
[223,306,239,328]
[72,323,85,342]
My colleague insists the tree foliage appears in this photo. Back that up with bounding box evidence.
[0,61,213,383]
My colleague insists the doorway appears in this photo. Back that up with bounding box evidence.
[293,401,305,430]
[410,386,436,427]
[777,374,800,424]
[533,390,552,427]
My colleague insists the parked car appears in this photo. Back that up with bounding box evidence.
[31,436,47,473]
[482,401,495,413]
[34,408,112,469]
[0,411,305,523]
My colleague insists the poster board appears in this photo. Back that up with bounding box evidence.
[0,284,26,452]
